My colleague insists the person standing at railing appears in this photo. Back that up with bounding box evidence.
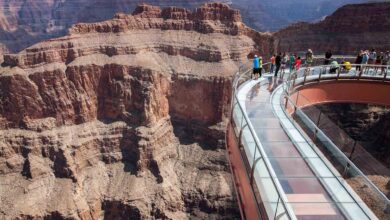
[355,50,363,73]
[289,53,295,71]
[270,54,276,74]
[294,57,302,70]
[383,51,390,65]
[362,50,369,65]
[324,50,332,65]
[382,51,390,75]
[305,49,313,67]
[274,53,282,77]
[252,55,261,79]
[375,52,383,74]
[330,60,339,74]
[281,52,288,75]
[368,49,377,65]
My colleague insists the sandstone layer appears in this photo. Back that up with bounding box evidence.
[0,3,272,219]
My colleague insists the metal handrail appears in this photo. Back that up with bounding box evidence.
[282,63,390,205]
[287,63,389,90]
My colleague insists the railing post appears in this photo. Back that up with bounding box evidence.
[318,67,322,82]
[312,111,322,141]
[274,196,280,220]
[358,66,363,80]
[292,74,296,88]
[250,155,262,185]
[231,101,238,121]
[336,68,341,80]
[284,97,289,109]
[238,124,248,147]
[294,91,300,112]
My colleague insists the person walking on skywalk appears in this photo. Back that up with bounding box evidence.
[274,53,282,77]
[252,55,262,79]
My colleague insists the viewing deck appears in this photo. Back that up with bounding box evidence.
[227,61,390,220]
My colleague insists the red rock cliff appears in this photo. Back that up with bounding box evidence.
[0,3,271,219]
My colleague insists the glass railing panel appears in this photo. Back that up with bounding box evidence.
[266,201,290,220]
[253,160,284,219]
[232,98,244,133]
[241,126,258,167]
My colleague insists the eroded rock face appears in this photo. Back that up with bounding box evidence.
[310,103,390,168]
[0,3,269,219]
[274,2,390,54]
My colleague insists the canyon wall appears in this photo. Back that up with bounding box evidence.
[0,0,369,53]
[0,3,274,219]
[274,2,390,54]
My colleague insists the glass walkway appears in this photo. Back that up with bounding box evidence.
[230,62,390,220]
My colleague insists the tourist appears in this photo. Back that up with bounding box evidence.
[368,49,376,65]
[383,51,390,66]
[275,53,282,77]
[324,50,332,65]
[329,60,339,74]
[376,52,383,65]
[289,53,295,71]
[305,49,313,67]
[341,59,352,73]
[258,56,263,78]
[270,54,276,74]
[375,52,385,72]
[252,55,260,79]
[294,57,302,70]
[382,51,390,74]
[355,50,363,72]
[362,50,369,64]
[281,52,288,75]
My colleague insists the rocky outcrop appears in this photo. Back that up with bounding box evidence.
[310,103,390,169]
[274,2,390,54]
[0,3,270,219]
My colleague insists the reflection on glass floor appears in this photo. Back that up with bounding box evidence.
[234,75,376,220]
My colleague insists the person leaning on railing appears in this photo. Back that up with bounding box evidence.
[329,60,339,74]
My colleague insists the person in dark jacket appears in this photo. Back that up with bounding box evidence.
[274,53,282,77]
[355,50,363,72]
[324,50,332,65]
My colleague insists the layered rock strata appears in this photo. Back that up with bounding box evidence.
[274,2,390,54]
[0,3,271,219]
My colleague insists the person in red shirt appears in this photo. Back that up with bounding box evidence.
[294,56,302,70]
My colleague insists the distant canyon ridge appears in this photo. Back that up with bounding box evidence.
[0,0,378,54]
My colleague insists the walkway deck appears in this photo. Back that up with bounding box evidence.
[233,72,377,220]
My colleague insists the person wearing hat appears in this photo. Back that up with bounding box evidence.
[306,49,313,67]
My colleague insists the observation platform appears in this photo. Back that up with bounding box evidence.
[227,63,390,220]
